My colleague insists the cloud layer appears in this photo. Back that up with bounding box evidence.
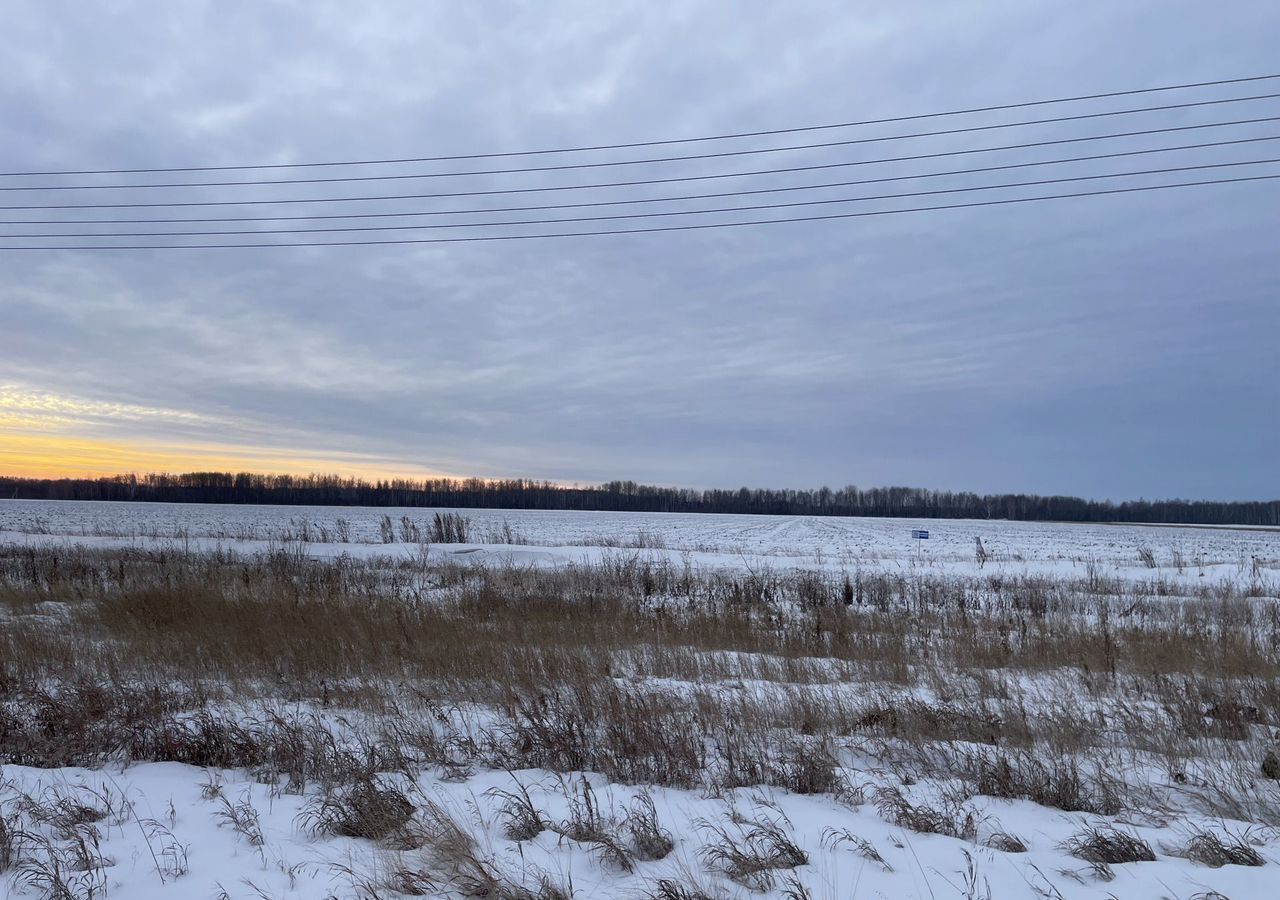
[3,1,1277,498]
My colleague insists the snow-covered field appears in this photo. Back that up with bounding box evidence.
[3,501,1279,899]
[3,498,1277,583]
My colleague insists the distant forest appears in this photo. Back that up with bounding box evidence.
[2,472,1277,526]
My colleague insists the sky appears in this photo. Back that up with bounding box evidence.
[2,1,1278,500]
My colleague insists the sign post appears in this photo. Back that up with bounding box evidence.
[911,529,929,561]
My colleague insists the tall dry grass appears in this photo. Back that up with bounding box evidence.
[1,544,1279,824]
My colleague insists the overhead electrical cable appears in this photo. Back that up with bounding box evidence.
[4,92,1279,191]
[2,72,1277,177]
[4,173,1274,250]
[2,134,1276,226]
[4,115,1278,212]
[4,158,1275,239]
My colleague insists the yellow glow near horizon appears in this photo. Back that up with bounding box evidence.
[0,433,450,481]
[0,384,460,481]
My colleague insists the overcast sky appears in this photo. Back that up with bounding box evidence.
[2,0,1277,499]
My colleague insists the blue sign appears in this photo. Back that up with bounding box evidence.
[912,530,930,539]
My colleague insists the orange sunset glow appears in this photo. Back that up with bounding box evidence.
[0,383,456,480]
[0,433,450,481]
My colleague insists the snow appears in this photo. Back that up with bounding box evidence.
[2,498,1277,586]
[4,759,1273,900]
[3,499,1278,898]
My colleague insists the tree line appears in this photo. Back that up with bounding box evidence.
[1,471,1277,526]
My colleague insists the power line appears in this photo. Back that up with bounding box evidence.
[5,158,1274,239]
[5,134,1276,226]
[5,115,1279,212]
[4,173,1273,250]
[3,73,1278,177]
[6,93,1280,192]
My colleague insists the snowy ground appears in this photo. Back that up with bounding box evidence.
[2,498,1277,585]
[5,757,1274,900]
[3,501,1279,899]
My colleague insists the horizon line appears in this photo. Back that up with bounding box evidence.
[2,468,1277,508]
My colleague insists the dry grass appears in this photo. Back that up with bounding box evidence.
[0,784,128,900]
[964,750,1125,816]
[213,792,264,847]
[1163,827,1265,867]
[873,786,980,841]
[554,776,634,872]
[0,813,16,873]
[697,807,808,890]
[625,790,674,861]
[984,830,1028,853]
[297,779,416,842]
[12,833,108,900]
[392,796,575,899]
[488,781,547,842]
[643,880,716,900]
[1062,823,1156,864]
[822,827,894,871]
[1,543,1279,836]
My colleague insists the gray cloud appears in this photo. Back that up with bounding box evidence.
[2,0,1277,498]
